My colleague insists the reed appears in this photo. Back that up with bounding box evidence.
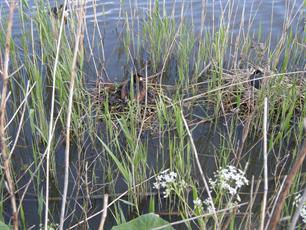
[0,0,305,229]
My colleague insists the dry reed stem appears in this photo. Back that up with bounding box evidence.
[44,0,69,228]
[265,175,287,230]
[5,82,35,130]
[0,1,17,229]
[268,118,306,229]
[260,97,268,230]
[59,1,85,229]
[180,109,220,229]
[248,176,254,228]
[9,83,31,157]
[98,193,109,230]
[182,70,306,103]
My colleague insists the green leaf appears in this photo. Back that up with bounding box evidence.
[95,134,131,183]
[0,221,11,230]
[111,213,174,230]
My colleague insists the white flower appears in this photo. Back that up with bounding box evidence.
[153,171,188,198]
[293,193,306,224]
[63,10,69,18]
[153,182,160,189]
[293,194,302,206]
[163,187,172,198]
[203,197,214,213]
[193,198,202,208]
[179,179,188,188]
[169,171,177,178]
[160,181,167,188]
[209,165,248,200]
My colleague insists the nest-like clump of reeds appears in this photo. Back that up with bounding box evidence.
[92,67,305,130]
[218,67,305,120]
[92,77,167,131]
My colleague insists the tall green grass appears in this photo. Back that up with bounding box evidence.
[0,0,305,229]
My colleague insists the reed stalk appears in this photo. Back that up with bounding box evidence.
[0,1,17,229]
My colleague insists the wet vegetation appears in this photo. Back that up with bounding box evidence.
[0,0,305,229]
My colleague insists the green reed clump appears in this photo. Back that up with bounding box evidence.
[142,2,177,72]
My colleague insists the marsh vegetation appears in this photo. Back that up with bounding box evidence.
[0,0,305,229]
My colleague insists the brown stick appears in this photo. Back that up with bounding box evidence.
[0,1,17,229]
[268,118,306,229]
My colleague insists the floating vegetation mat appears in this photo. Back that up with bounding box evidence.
[92,67,305,128]
[91,76,171,131]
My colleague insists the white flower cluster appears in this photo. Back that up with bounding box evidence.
[293,193,306,223]
[203,197,214,213]
[193,198,203,208]
[209,165,249,201]
[192,166,248,213]
[153,171,187,198]
[192,196,215,213]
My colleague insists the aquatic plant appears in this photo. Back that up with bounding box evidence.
[209,165,249,201]
[0,0,304,229]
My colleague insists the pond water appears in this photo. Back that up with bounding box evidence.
[0,0,305,229]
[1,0,304,82]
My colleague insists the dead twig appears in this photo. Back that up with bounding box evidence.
[268,118,306,229]
[0,1,18,229]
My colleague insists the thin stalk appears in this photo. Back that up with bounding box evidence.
[265,175,287,229]
[44,0,68,228]
[59,1,85,229]
[260,97,268,230]
[98,194,109,230]
[180,109,220,229]
[0,1,17,229]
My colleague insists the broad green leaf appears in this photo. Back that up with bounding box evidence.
[0,221,10,230]
[112,213,174,230]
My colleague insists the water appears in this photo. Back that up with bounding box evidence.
[0,0,305,229]
[1,0,304,82]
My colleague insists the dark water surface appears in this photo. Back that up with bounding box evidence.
[0,0,305,229]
